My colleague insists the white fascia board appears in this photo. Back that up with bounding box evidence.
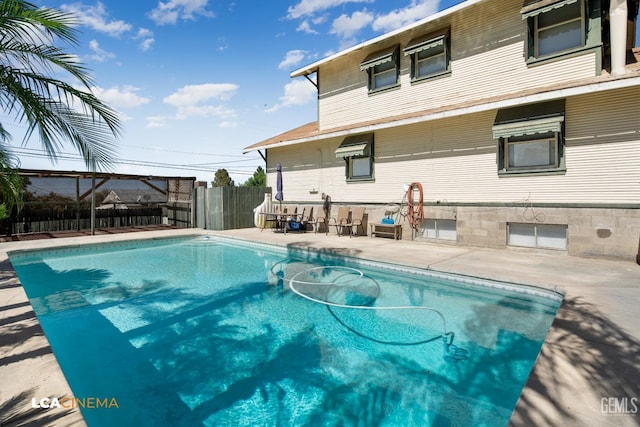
[250,76,640,152]
[290,0,489,78]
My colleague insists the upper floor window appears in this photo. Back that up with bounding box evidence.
[522,0,585,60]
[404,29,451,81]
[335,133,374,181]
[493,99,566,175]
[360,46,399,93]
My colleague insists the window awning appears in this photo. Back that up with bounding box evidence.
[493,99,565,139]
[493,116,564,138]
[335,133,373,158]
[520,0,579,19]
[404,34,445,56]
[360,45,398,70]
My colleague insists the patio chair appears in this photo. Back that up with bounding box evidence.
[331,206,351,236]
[300,206,313,231]
[297,206,312,222]
[284,205,297,220]
[344,207,366,237]
[287,206,311,232]
[310,206,329,234]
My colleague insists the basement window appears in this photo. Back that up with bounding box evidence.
[421,219,457,241]
[508,223,568,250]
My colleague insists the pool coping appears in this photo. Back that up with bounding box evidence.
[1,227,639,426]
[215,234,565,302]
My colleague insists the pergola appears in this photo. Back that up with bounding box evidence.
[18,169,197,234]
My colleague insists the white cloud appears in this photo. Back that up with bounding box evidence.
[372,0,440,33]
[146,116,167,128]
[135,28,155,51]
[146,83,239,127]
[91,85,150,109]
[61,2,132,36]
[278,50,307,70]
[288,0,441,47]
[312,15,328,25]
[164,83,238,106]
[164,83,238,120]
[149,0,214,25]
[330,10,374,41]
[296,20,318,34]
[172,105,235,120]
[287,0,372,20]
[88,39,115,62]
[266,79,316,113]
[62,3,156,53]
[294,15,327,34]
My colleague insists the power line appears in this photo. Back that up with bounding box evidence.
[0,121,262,160]
[10,147,256,175]
[119,143,259,159]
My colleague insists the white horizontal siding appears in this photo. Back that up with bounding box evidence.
[266,138,341,203]
[318,0,597,130]
[561,86,640,203]
[272,87,640,205]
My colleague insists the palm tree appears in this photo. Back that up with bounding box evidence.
[0,150,22,218]
[0,0,122,217]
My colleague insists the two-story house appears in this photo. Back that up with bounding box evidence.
[243,0,640,260]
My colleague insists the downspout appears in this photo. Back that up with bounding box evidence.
[610,0,628,75]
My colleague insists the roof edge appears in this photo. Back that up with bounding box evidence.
[290,0,488,78]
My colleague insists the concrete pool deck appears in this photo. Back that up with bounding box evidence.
[0,227,638,426]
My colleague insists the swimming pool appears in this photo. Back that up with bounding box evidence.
[9,236,562,426]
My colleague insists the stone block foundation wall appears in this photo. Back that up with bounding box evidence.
[308,203,639,261]
[308,203,640,263]
[425,205,640,261]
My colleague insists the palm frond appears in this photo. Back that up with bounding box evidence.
[0,0,78,46]
[0,0,122,172]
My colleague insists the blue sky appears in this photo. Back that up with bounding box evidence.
[8,1,640,183]
[6,0,463,183]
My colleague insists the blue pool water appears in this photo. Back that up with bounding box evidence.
[9,236,562,426]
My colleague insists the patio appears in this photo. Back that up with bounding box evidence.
[1,227,638,426]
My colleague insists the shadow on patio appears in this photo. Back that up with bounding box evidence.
[0,259,82,427]
[511,296,640,425]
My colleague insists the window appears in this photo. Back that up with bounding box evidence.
[371,60,397,90]
[421,219,457,241]
[335,133,374,181]
[360,45,399,93]
[508,223,567,250]
[493,100,566,175]
[505,133,559,171]
[522,0,585,60]
[404,30,450,81]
